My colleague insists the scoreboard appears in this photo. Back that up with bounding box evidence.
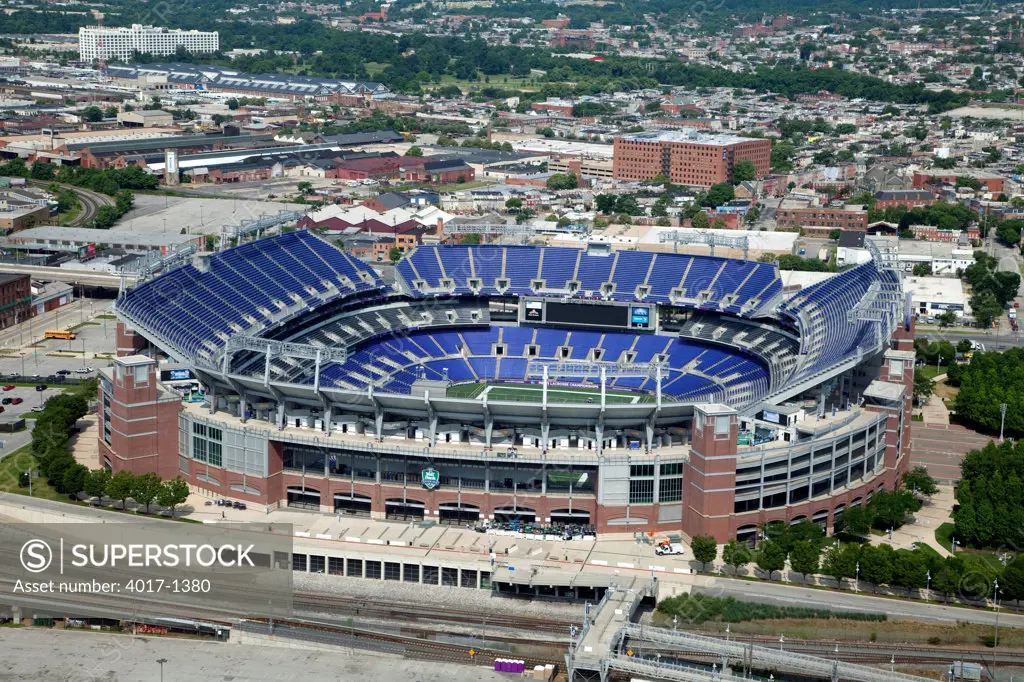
[518,298,657,331]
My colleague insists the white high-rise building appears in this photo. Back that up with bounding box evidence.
[79,24,219,62]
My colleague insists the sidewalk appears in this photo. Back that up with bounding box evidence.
[920,394,950,426]
[866,485,953,558]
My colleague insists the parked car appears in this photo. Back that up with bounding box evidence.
[12,398,23,405]
[2,398,11,405]
[75,367,94,374]
[55,369,71,376]
[2,385,15,391]
[5,373,17,379]
[35,384,47,391]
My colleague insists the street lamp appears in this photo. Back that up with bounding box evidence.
[994,578,1000,648]
[936,355,943,373]
[156,658,168,682]
[855,561,860,592]
[926,569,931,597]
[951,537,958,554]
[779,634,785,651]
[1000,403,1007,443]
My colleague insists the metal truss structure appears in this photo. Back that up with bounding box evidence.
[222,335,348,389]
[657,229,750,259]
[526,359,664,379]
[218,210,306,248]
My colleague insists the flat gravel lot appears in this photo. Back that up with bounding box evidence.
[0,628,511,682]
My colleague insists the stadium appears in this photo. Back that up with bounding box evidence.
[104,229,916,541]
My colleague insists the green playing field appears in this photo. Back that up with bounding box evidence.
[446,381,653,404]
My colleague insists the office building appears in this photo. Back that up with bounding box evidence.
[79,25,219,62]
[612,129,771,187]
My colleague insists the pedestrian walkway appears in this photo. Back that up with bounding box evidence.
[866,485,953,558]
[920,393,949,426]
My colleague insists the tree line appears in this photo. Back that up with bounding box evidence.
[952,439,1024,549]
[25,378,191,516]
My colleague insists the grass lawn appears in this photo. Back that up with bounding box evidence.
[58,203,82,226]
[95,314,116,320]
[425,73,540,92]
[916,365,941,381]
[935,522,1008,572]
[680,615,1024,648]
[0,446,68,502]
[447,381,651,404]
[364,61,388,77]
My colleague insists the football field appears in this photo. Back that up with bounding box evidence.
[446,381,652,404]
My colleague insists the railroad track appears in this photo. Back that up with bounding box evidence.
[244,616,564,669]
[292,592,575,634]
[629,635,1024,667]
[27,180,113,226]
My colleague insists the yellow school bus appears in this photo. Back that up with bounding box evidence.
[44,329,77,340]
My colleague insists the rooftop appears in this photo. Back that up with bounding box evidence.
[615,128,760,146]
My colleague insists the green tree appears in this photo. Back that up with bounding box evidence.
[81,106,104,122]
[691,535,718,570]
[405,145,424,157]
[107,470,135,510]
[721,540,751,574]
[505,197,523,211]
[1002,557,1024,603]
[460,233,482,245]
[595,194,617,214]
[912,262,932,277]
[704,183,735,208]
[756,541,786,579]
[937,310,957,328]
[732,158,757,184]
[837,504,872,537]
[789,540,821,579]
[297,181,314,195]
[30,162,55,181]
[131,472,163,514]
[828,229,842,241]
[913,373,934,404]
[858,544,896,588]
[389,246,402,263]
[156,477,191,518]
[691,211,710,230]
[901,466,938,497]
[893,550,929,590]
[546,173,578,191]
[83,468,111,500]
[821,544,859,583]
[226,98,240,110]
[61,463,89,496]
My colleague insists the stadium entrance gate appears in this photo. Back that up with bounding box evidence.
[439,503,480,525]
[385,498,425,520]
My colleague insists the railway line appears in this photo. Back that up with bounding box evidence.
[27,179,113,226]
[242,616,564,669]
[292,592,576,634]
[628,634,1024,668]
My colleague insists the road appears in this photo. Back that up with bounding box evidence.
[694,576,1024,629]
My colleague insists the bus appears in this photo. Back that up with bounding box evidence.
[44,330,76,340]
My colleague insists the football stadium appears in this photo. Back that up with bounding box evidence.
[105,230,915,541]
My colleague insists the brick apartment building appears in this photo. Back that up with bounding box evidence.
[776,205,869,234]
[912,171,1005,194]
[612,130,771,187]
[872,189,937,210]
[0,273,30,329]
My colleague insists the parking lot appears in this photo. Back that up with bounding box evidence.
[0,301,116,381]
